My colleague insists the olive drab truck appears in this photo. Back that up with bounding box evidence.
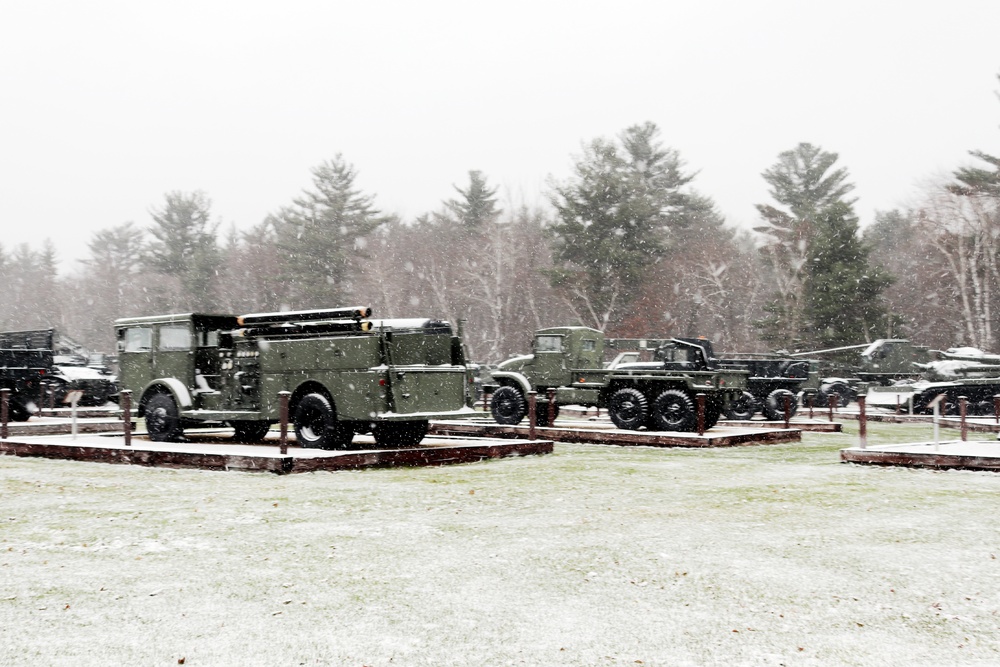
[114,307,478,448]
[486,327,747,432]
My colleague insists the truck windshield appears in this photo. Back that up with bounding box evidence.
[536,336,563,352]
[123,328,151,353]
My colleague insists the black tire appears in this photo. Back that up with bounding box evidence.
[145,393,183,442]
[704,397,723,430]
[8,399,31,422]
[648,389,696,432]
[372,420,429,448]
[825,383,853,408]
[972,400,994,416]
[536,402,561,427]
[608,387,649,430]
[725,391,757,420]
[491,386,526,425]
[763,389,798,421]
[230,420,272,443]
[293,393,353,450]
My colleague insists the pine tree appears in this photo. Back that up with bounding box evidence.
[147,191,221,311]
[273,156,391,309]
[800,203,894,347]
[754,143,857,345]
[548,121,712,330]
[443,170,500,230]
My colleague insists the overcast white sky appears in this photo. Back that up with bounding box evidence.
[2,1,999,272]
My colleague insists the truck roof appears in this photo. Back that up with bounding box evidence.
[114,313,239,328]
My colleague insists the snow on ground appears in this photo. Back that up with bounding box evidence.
[2,421,1000,666]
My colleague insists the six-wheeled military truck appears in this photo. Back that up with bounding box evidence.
[0,329,54,421]
[114,307,478,447]
[486,327,747,432]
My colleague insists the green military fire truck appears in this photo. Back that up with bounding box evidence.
[114,307,478,448]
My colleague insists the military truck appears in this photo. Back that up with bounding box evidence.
[114,307,478,447]
[0,329,54,421]
[487,327,747,432]
[712,352,819,421]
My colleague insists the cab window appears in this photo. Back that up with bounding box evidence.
[535,335,563,352]
[123,327,152,353]
[159,326,192,351]
[197,329,219,347]
[581,339,596,352]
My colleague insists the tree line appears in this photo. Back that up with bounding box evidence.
[2,77,999,362]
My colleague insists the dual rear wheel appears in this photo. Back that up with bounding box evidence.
[607,387,709,433]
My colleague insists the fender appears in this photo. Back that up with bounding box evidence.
[489,371,532,395]
[141,378,193,410]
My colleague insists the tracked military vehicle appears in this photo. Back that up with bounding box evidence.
[115,307,477,447]
[487,327,747,432]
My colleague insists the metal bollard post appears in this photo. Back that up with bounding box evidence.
[808,393,814,420]
[783,393,792,429]
[696,393,706,436]
[858,394,867,449]
[482,388,490,415]
[896,394,901,416]
[959,396,968,442]
[120,390,132,447]
[994,394,1000,425]
[527,391,537,441]
[278,391,291,455]
[1,388,9,439]
[39,381,46,417]
[48,386,55,413]
[828,394,837,421]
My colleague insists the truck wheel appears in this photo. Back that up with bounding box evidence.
[145,393,183,442]
[294,393,353,450]
[372,420,428,448]
[648,389,695,432]
[230,420,271,443]
[763,389,798,421]
[536,403,560,427]
[491,386,526,425]
[725,391,757,420]
[8,399,31,422]
[608,387,649,430]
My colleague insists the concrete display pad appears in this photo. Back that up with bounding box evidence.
[841,440,1000,472]
[429,418,800,447]
[0,432,553,474]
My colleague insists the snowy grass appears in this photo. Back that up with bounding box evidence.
[2,422,1000,666]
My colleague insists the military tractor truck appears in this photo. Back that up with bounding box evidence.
[486,327,747,432]
[0,329,54,421]
[712,351,819,421]
[607,337,818,421]
[114,307,478,447]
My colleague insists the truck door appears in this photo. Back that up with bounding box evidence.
[118,326,154,392]
[532,334,568,386]
[153,324,195,388]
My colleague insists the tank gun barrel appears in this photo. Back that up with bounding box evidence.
[788,343,870,357]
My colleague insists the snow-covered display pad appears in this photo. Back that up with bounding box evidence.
[0,432,552,474]
[842,440,1000,471]
[3,422,1000,665]
[431,418,803,447]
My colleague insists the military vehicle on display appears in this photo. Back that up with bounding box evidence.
[712,352,819,421]
[114,307,478,447]
[0,329,54,421]
[886,347,1000,415]
[788,339,931,407]
[486,327,747,432]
